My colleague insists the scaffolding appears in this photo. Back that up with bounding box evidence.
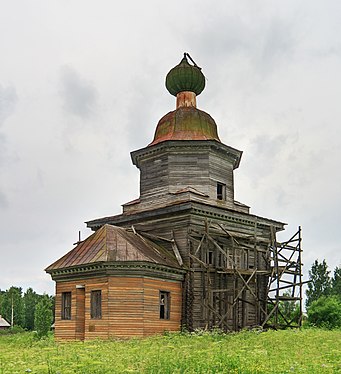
[264,226,303,329]
[186,221,303,331]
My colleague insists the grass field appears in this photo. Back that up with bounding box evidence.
[0,328,340,373]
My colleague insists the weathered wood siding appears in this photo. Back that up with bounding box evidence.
[55,277,109,341]
[143,278,182,336]
[75,287,85,340]
[84,278,109,340]
[55,282,77,340]
[112,203,279,331]
[108,277,144,338]
[54,276,182,340]
[107,277,182,338]
[128,141,241,214]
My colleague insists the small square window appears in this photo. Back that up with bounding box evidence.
[61,292,71,320]
[91,290,102,319]
[159,291,170,320]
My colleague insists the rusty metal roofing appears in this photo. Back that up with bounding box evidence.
[149,106,220,146]
[46,224,180,271]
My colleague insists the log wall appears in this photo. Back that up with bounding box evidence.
[54,276,182,340]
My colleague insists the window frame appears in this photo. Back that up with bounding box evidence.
[159,290,170,320]
[216,182,226,200]
[61,292,72,320]
[90,290,102,319]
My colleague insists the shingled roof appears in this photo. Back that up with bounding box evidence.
[46,224,180,272]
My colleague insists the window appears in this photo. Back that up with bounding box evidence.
[61,292,71,320]
[159,291,170,320]
[217,183,226,200]
[208,251,214,265]
[91,290,102,319]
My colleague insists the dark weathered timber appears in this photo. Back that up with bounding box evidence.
[86,198,293,331]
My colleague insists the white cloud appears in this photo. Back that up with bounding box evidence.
[0,0,340,295]
[59,65,97,119]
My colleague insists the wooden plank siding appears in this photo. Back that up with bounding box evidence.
[108,277,144,338]
[75,287,85,340]
[125,141,244,215]
[54,276,182,340]
[142,278,182,336]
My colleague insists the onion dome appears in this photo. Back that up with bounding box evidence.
[149,106,220,146]
[166,53,205,96]
[149,54,220,147]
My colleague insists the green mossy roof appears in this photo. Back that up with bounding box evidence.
[166,55,205,96]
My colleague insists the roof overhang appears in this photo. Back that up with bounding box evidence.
[131,140,243,170]
[46,260,186,282]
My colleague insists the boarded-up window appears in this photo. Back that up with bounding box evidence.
[90,290,102,319]
[159,291,170,320]
[61,292,71,320]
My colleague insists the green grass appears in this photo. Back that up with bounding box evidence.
[0,329,340,373]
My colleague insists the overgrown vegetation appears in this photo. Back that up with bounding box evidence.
[0,329,340,373]
[306,260,341,329]
[307,296,341,329]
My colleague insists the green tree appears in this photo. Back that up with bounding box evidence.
[23,288,39,330]
[307,296,341,329]
[331,266,341,299]
[34,295,53,338]
[0,290,4,312]
[0,287,24,327]
[306,260,331,308]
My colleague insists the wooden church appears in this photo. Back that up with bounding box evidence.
[46,54,302,340]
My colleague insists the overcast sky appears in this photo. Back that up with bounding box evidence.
[1,1,340,295]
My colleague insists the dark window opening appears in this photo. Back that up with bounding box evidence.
[159,291,170,320]
[217,183,225,200]
[208,251,214,265]
[61,292,71,320]
[91,290,102,319]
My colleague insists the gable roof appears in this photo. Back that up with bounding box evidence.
[0,315,10,328]
[46,224,180,272]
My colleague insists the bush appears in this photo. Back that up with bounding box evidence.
[0,325,26,335]
[307,296,341,329]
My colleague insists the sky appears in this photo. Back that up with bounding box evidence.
[0,0,340,295]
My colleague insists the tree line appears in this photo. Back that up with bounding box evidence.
[305,260,341,328]
[0,287,54,337]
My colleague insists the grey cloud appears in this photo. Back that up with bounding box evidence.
[0,190,8,209]
[188,9,299,77]
[0,85,17,209]
[59,66,97,119]
[0,133,7,166]
[259,18,296,69]
[0,84,17,127]
[252,133,290,158]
